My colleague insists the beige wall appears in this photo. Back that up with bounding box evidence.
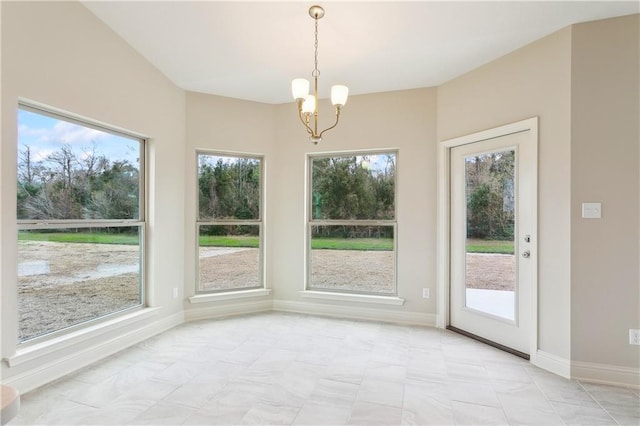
[183,92,276,306]
[1,1,186,383]
[438,13,640,372]
[570,15,640,369]
[270,88,438,314]
[437,28,573,359]
[183,88,438,320]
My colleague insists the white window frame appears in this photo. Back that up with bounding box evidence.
[195,150,265,294]
[306,150,399,297]
[16,101,147,345]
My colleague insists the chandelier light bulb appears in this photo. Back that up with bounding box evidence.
[302,95,316,114]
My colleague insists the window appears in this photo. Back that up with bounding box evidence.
[17,104,145,342]
[197,153,263,292]
[308,152,397,295]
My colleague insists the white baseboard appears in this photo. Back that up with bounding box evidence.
[3,311,184,393]
[532,350,571,379]
[436,314,445,329]
[531,351,639,389]
[272,299,436,327]
[572,360,640,390]
[184,299,272,322]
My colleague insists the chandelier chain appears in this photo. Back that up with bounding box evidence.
[312,17,320,78]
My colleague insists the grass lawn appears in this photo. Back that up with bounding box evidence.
[18,231,139,245]
[200,235,259,248]
[466,238,514,254]
[311,237,393,251]
[19,232,514,254]
[201,236,393,250]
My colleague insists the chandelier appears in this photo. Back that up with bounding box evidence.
[292,5,348,144]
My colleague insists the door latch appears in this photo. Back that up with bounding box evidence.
[524,234,531,243]
[522,250,530,258]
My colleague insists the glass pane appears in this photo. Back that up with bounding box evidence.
[198,225,261,291]
[198,155,261,220]
[309,225,395,294]
[18,227,142,342]
[17,108,141,220]
[464,150,516,320]
[311,153,395,220]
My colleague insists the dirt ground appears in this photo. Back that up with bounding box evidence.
[466,253,516,291]
[310,249,395,294]
[199,248,260,290]
[17,242,515,340]
[17,241,140,341]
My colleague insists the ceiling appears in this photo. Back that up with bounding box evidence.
[83,1,638,105]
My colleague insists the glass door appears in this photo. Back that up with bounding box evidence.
[450,130,534,355]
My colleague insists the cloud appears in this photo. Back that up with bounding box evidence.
[50,121,110,145]
[18,110,139,165]
[18,123,49,140]
[19,120,109,146]
[31,148,55,162]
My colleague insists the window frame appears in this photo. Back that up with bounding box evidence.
[16,101,147,344]
[306,149,398,296]
[195,150,265,294]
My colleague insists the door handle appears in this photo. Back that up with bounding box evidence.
[522,250,530,258]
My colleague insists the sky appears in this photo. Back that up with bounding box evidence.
[319,153,395,176]
[17,107,392,176]
[18,108,140,166]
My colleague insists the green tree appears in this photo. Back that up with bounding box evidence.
[311,154,395,238]
[465,151,515,240]
[198,155,261,236]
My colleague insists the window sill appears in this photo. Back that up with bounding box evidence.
[299,290,405,306]
[5,307,161,368]
[189,288,272,304]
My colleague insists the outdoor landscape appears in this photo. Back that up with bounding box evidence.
[18,234,514,340]
[17,110,515,341]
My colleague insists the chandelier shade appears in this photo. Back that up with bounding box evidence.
[330,85,349,107]
[292,78,310,101]
[292,5,348,144]
[302,95,316,114]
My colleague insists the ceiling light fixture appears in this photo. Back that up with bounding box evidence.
[292,5,348,144]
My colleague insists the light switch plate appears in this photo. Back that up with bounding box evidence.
[582,202,602,219]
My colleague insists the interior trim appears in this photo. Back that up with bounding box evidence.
[447,325,530,360]
[299,290,405,306]
[5,308,161,368]
[188,288,272,304]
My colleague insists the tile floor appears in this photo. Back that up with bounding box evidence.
[9,312,640,425]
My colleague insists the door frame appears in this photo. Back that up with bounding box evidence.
[436,117,539,360]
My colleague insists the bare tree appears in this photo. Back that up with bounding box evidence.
[81,141,100,180]
[18,146,36,185]
[47,144,77,190]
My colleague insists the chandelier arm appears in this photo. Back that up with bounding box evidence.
[318,107,342,139]
[297,101,315,135]
[298,110,312,133]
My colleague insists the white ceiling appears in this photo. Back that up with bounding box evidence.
[83,1,638,105]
